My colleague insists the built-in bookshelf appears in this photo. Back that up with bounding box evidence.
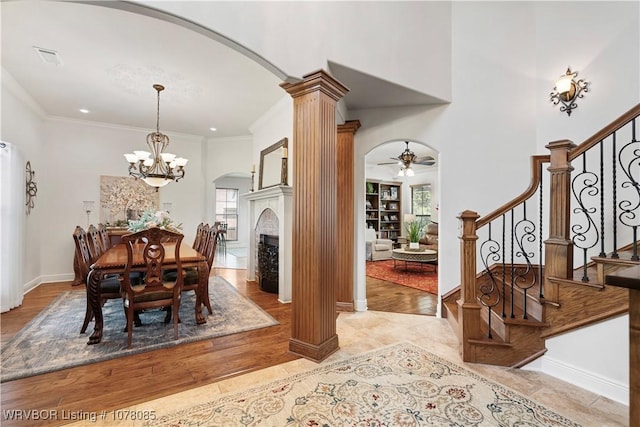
[365,180,402,241]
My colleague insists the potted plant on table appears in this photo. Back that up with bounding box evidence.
[405,215,426,250]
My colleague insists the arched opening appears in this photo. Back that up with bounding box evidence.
[361,139,440,317]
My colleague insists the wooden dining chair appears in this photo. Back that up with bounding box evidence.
[197,223,210,254]
[73,226,122,334]
[192,222,205,251]
[163,225,215,319]
[121,228,184,348]
[86,224,104,262]
[97,223,111,252]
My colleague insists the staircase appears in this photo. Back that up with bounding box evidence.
[444,104,640,367]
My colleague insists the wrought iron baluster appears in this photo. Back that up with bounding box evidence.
[513,201,537,319]
[599,140,607,257]
[479,222,502,339]
[510,209,515,319]
[571,152,599,281]
[502,214,506,317]
[612,132,619,259]
[539,162,544,299]
[618,118,640,261]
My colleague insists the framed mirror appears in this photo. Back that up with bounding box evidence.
[259,137,288,189]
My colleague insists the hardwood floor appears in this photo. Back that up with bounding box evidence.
[366,276,437,315]
[0,267,436,426]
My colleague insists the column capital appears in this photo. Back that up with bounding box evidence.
[338,120,361,134]
[281,69,349,101]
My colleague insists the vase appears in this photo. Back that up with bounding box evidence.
[409,241,419,250]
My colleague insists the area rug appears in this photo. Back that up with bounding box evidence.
[0,276,278,383]
[146,342,580,427]
[366,259,438,294]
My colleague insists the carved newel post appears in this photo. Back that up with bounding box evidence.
[281,70,349,362]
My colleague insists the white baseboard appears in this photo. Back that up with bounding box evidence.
[524,356,629,406]
[24,273,75,294]
[355,298,367,312]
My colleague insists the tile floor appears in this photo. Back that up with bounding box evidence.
[71,310,629,427]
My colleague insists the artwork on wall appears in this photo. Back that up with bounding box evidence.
[100,176,159,226]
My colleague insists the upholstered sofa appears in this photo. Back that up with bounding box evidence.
[419,222,438,251]
[365,228,393,261]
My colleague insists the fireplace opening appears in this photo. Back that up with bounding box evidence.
[258,234,279,293]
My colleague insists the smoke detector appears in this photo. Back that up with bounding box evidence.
[33,46,63,66]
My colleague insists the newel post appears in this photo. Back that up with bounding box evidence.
[458,210,482,362]
[544,139,576,302]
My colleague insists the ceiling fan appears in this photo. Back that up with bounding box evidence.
[377,141,436,169]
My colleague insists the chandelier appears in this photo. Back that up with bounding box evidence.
[124,84,188,189]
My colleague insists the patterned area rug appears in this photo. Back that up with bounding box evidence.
[147,342,581,427]
[0,276,278,382]
[366,259,438,294]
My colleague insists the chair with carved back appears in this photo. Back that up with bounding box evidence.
[120,228,184,348]
[197,223,210,254]
[192,223,205,251]
[73,226,122,334]
[86,224,104,262]
[97,223,111,253]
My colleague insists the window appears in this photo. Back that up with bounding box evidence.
[411,184,432,222]
[215,188,238,241]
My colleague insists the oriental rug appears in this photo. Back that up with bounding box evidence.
[141,342,581,427]
[366,259,438,294]
[0,276,278,383]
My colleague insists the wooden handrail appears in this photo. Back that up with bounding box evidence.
[477,155,550,228]
[569,103,640,160]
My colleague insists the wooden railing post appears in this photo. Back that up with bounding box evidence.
[458,210,483,362]
[544,139,577,302]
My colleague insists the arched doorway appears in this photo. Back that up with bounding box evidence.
[361,139,440,316]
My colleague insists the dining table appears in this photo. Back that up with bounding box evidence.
[86,240,209,345]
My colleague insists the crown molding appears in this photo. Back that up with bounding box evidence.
[1,68,48,119]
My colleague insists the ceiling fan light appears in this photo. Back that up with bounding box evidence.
[397,169,405,177]
[405,167,414,176]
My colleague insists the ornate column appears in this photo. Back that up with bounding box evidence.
[544,139,576,302]
[336,120,361,312]
[281,70,349,361]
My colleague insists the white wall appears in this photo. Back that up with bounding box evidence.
[1,70,45,290]
[138,1,452,102]
[535,1,640,151]
[36,117,204,282]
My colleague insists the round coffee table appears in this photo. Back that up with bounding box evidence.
[392,248,438,272]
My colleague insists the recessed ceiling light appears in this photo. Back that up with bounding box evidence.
[209,127,217,132]
[79,108,90,114]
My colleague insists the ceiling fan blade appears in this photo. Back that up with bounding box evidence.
[377,161,400,165]
[414,156,436,166]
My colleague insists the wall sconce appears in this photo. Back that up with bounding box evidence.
[25,161,38,215]
[550,67,589,116]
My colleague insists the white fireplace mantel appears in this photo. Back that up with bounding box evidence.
[242,185,292,303]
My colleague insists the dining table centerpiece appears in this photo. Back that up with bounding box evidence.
[127,209,183,233]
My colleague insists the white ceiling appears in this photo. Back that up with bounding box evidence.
[1,0,439,165]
